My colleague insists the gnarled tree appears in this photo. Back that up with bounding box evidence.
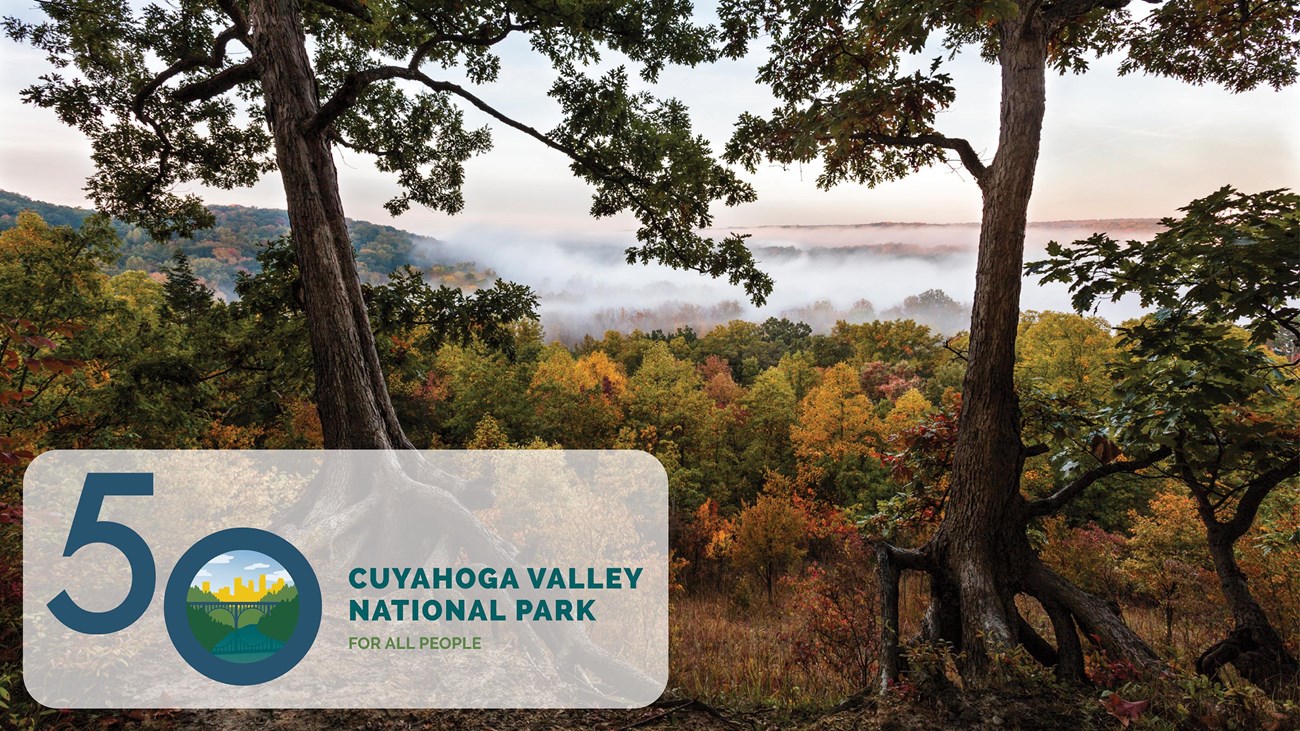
[719,0,1299,685]
[5,0,769,699]
[1033,186,1300,689]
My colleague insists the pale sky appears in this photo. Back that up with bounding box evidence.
[1,5,1297,237]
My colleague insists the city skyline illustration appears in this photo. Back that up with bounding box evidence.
[190,549,294,602]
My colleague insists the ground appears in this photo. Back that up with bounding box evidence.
[36,690,1113,731]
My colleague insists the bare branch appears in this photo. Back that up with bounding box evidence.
[850,131,987,183]
[1026,446,1171,516]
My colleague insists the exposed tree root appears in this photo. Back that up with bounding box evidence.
[276,452,661,705]
[1198,626,1299,693]
[874,540,1160,695]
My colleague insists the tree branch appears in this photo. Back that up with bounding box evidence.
[173,61,259,103]
[1041,0,1168,26]
[409,18,531,68]
[308,0,372,22]
[1026,446,1171,516]
[312,66,643,190]
[311,11,531,135]
[126,25,250,196]
[1223,457,1300,540]
[850,131,987,183]
[134,26,245,109]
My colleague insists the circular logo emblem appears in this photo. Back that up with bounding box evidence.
[164,528,320,685]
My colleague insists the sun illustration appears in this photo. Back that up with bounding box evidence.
[185,549,300,665]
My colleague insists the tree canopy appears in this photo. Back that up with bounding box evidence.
[719,0,1298,188]
[5,0,772,301]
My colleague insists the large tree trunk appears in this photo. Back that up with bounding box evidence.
[1197,528,1298,690]
[239,2,659,698]
[880,16,1160,682]
[923,17,1047,672]
[247,0,409,451]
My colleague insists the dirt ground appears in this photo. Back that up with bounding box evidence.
[101,691,1101,731]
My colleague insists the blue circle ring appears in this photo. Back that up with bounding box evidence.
[164,528,321,686]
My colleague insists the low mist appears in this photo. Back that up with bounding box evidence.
[418,220,1161,343]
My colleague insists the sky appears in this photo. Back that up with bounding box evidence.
[0,4,1296,237]
[191,550,294,594]
[0,5,1296,335]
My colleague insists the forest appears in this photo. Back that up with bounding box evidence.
[0,189,1297,727]
[0,189,491,295]
[0,0,1297,727]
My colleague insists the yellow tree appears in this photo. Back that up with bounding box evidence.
[1016,311,1117,407]
[882,388,934,440]
[1123,490,1217,649]
[527,345,626,448]
[791,363,886,505]
[730,486,808,603]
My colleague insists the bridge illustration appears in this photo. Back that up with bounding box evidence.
[188,600,279,629]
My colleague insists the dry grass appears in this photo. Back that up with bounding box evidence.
[668,575,931,711]
[671,573,1255,714]
[670,592,854,709]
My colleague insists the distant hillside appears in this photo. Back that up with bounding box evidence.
[723,218,1162,231]
[0,190,491,296]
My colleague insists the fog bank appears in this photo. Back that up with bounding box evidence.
[417,220,1161,343]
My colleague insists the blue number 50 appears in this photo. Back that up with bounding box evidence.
[47,473,156,634]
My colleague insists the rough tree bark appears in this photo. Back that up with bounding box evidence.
[240,0,659,700]
[877,15,1161,685]
[247,0,407,451]
[1196,520,1299,690]
[920,18,1050,671]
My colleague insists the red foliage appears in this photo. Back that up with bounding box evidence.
[783,529,880,687]
[859,361,923,401]
[1103,694,1151,728]
[1088,641,1141,688]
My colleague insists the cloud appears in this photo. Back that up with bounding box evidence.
[270,569,294,585]
[195,569,213,578]
[206,554,234,565]
[244,562,271,571]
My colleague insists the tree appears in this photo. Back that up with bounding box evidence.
[1032,186,1300,688]
[5,0,758,688]
[739,366,799,490]
[160,249,215,323]
[730,487,807,602]
[0,213,113,475]
[790,363,887,505]
[1014,312,1149,531]
[527,345,625,448]
[720,0,1299,685]
[1123,490,1216,650]
[6,0,768,452]
[623,342,712,445]
[0,213,226,474]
